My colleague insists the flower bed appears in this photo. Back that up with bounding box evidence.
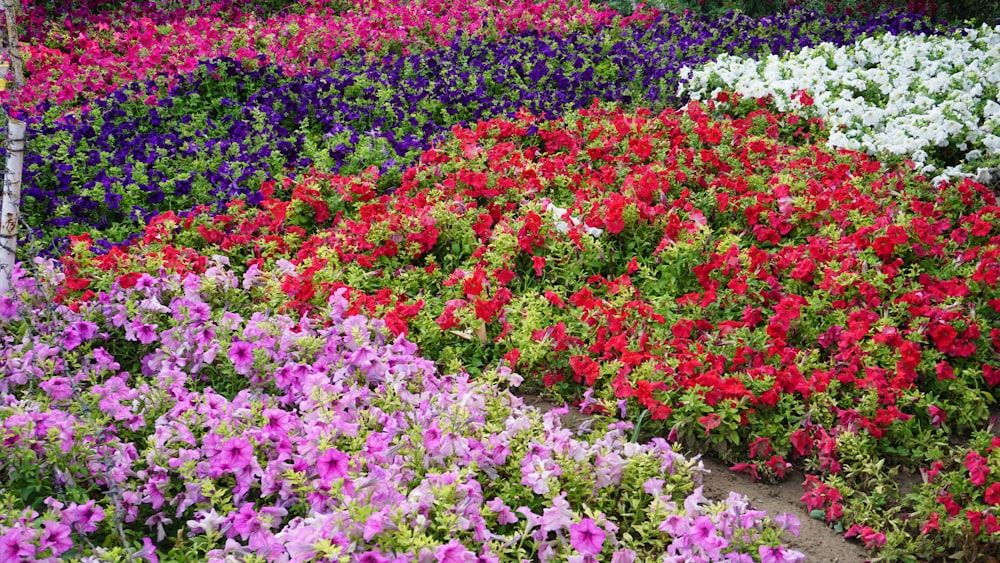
[0,260,803,561]
[9,0,647,115]
[9,0,1000,559]
[13,8,941,257]
[53,96,1000,558]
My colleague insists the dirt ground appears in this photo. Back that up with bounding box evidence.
[698,456,869,562]
[523,397,871,562]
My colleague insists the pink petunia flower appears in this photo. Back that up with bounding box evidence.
[759,545,806,563]
[434,540,476,563]
[0,295,18,320]
[569,518,606,556]
[39,377,74,401]
[218,437,255,472]
[539,493,574,532]
[228,340,254,374]
[0,527,35,561]
[231,504,263,541]
[611,549,637,563]
[129,318,159,344]
[316,448,349,482]
[928,405,947,427]
[487,497,518,525]
[642,477,665,496]
[62,328,83,351]
[39,520,74,556]
[62,500,107,534]
[135,537,159,563]
[773,513,801,536]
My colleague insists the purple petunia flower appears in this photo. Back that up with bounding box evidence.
[0,527,34,561]
[218,437,254,472]
[39,376,74,401]
[228,339,254,374]
[0,295,18,320]
[759,545,807,563]
[659,514,691,537]
[487,497,518,525]
[539,493,574,533]
[434,540,476,563]
[569,518,606,556]
[611,550,637,563]
[643,477,665,496]
[39,520,74,557]
[62,328,83,351]
[62,500,107,534]
[130,318,159,345]
[773,513,802,536]
[316,448,349,482]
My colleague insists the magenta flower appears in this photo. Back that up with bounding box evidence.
[539,493,574,532]
[219,437,255,472]
[73,321,99,341]
[194,325,217,347]
[759,545,806,563]
[39,520,74,556]
[62,328,83,351]
[0,295,18,320]
[487,497,518,525]
[342,315,372,350]
[362,516,384,542]
[316,448,349,482]
[689,516,720,544]
[928,404,946,427]
[231,503,264,541]
[136,321,159,345]
[39,377,74,401]
[263,408,293,437]
[357,551,390,563]
[62,500,107,534]
[521,454,559,494]
[569,518,606,556]
[0,527,35,561]
[135,537,159,563]
[772,513,801,536]
[228,340,254,374]
[434,540,476,563]
[658,514,691,536]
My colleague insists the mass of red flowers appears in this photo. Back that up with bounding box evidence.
[57,95,1000,552]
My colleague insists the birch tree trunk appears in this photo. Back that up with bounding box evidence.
[0,118,25,294]
[0,0,23,293]
[2,0,22,90]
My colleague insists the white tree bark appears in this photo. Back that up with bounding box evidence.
[2,0,22,90]
[0,117,25,294]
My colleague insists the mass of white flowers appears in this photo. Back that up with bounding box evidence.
[679,25,1000,184]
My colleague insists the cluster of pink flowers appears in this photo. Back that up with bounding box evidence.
[0,259,803,560]
[7,0,654,114]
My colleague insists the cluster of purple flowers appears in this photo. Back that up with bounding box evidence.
[0,261,805,561]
